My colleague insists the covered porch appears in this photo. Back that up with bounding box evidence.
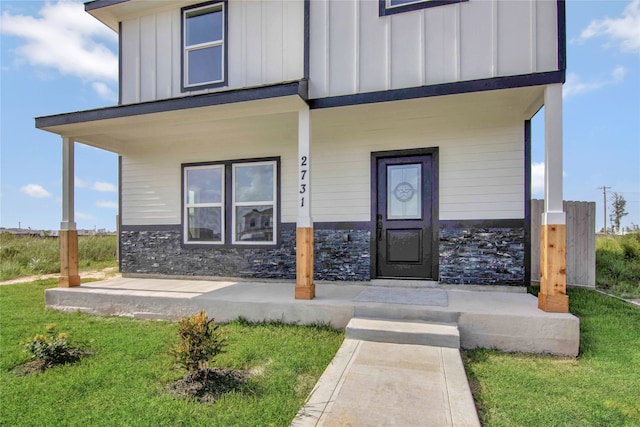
[44,276,579,356]
[36,81,569,313]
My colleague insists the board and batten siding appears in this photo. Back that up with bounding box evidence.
[309,0,559,98]
[121,105,524,226]
[120,0,304,105]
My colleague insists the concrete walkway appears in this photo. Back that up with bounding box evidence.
[292,339,480,427]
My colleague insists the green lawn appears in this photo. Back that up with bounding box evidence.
[463,288,640,427]
[0,279,344,427]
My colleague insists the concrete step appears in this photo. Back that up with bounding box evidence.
[345,318,460,348]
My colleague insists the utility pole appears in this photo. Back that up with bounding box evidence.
[598,186,611,234]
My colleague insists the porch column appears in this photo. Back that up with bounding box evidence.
[295,107,315,300]
[59,137,80,288]
[539,84,567,312]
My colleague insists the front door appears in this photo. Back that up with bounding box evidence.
[375,154,435,279]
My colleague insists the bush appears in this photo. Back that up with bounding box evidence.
[596,231,640,298]
[24,324,84,370]
[620,233,640,260]
[170,311,227,372]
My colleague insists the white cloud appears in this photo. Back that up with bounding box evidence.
[75,212,94,220]
[0,0,117,96]
[21,184,52,198]
[532,162,545,196]
[563,66,627,98]
[92,81,117,101]
[531,162,567,197]
[96,201,118,209]
[75,176,89,188]
[579,0,640,54]
[92,181,117,192]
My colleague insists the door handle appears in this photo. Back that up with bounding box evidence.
[376,214,383,240]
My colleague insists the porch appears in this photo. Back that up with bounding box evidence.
[45,277,579,356]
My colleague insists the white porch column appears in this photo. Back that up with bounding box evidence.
[295,107,315,299]
[59,137,80,287]
[539,84,567,312]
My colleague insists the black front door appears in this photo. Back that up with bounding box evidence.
[376,154,434,279]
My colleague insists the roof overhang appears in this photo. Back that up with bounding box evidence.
[85,0,194,32]
[36,81,308,153]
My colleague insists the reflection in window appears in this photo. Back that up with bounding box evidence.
[233,162,276,243]
[184,165,224,243]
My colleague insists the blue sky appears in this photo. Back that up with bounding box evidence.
[1,0,639,232]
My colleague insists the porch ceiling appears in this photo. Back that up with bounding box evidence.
[36,84,544,154]
[312,85,545,129]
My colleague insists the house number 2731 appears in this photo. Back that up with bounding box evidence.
[300,156,308,207]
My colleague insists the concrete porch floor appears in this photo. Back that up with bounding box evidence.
[45,277,579,356]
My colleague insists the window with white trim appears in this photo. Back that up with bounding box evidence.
[183,1,226,89]
[183,159,278,245]
[184,165,224,243]
[233,162,276,244]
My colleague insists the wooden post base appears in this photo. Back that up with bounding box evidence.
[59,230,80,288]
[538,223,568,313]
[295,227,315,300]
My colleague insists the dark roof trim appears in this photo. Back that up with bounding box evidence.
[36,80,308,128]
[308,70,565,110]
[557,0,567,72]
[84,0,130,12]
[303,0,310,79]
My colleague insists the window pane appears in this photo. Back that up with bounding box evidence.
[187,167,222,204]
[387,164,421,220]
[236,206,274,242]
[186,9,222,46]
[187,207,222,242]
[234,164,274,202]
[188,45,222,85]
[389,0,421,6]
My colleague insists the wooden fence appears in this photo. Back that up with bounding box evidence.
[531,200,596,287]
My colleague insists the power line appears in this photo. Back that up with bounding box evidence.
[598,186,611,233]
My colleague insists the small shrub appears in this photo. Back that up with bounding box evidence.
[170,311,227,372]
[620,234,640,260]
[24,324,84,370]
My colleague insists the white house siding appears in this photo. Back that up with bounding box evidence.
[120,113,299,226]
[309,0,558,98]
[121,93,526,226]
[120,0,304,105]
[310,103,524,222]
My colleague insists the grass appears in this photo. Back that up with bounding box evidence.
[595,232,640,298]
[0,234,117,281]
[463,288,640,427]
[0,279,344,426]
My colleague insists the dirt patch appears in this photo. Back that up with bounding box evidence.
[13,349,94,376]
[0,267,121,286]
[164,367,252,403]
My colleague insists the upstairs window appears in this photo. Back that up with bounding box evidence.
[182,1,226,90]
[380,0,466,16]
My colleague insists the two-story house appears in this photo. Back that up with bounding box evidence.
[37,0,569,312]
